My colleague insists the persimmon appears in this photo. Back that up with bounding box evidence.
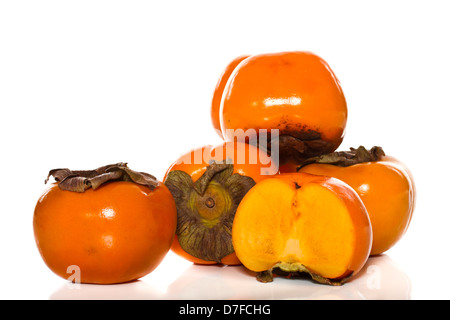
[211,55,250,139]
[296,146,416,256]
[219,51,347,165]
[232,173,372,285]
[163,141,274,265]
[33,163,177,284]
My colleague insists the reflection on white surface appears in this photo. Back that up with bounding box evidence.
[50,254,410,300]
[50,280,164,300]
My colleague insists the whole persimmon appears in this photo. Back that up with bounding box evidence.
[163,141,275,265]
[211,55,250,139]
[232,172,372,285]
[296,146,416,256]
[33,163,177,284]
[219,51,347,165]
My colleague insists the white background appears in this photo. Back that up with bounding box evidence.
[1,0,449,300]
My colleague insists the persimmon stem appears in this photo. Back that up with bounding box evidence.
[205,197,216,208]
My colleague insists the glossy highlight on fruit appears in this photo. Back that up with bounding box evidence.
[232,173,372,285]
[219,51,347,165]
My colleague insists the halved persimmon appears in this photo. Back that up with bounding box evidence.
[232,172,372,285]
[219,51,347,165]
[164,141,275,265]
[296,146,416,255]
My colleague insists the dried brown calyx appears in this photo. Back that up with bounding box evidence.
[263,129,336,165]
[297,146,385,170]
[256,264,353,286]
[45,162,160,192]
[164,162,256,263]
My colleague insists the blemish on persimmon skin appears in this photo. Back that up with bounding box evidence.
[291,198,301,219]
[292,183,301,218]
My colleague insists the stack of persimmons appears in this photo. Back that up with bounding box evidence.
[34,51,415,286]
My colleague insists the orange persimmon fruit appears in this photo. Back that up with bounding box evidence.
[219,51,347,165]
[296,146,416,256]
[232,172,372,285]
[211,55,250,139]
[164,141,274,265]
[33,163,177,284]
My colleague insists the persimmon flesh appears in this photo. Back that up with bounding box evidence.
[232,173,372,285]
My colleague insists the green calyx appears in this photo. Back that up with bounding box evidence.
[164,162,256,263]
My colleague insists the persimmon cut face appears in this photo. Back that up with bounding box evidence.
[232,173,372,285]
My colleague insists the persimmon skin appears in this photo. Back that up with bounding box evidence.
[232,173,372,283]
[211,55,250,139]
[164,141,273,184]
[33,181,177,284]
[164,141,274,265]
[220,51,347,163]
[298,157,415,256]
